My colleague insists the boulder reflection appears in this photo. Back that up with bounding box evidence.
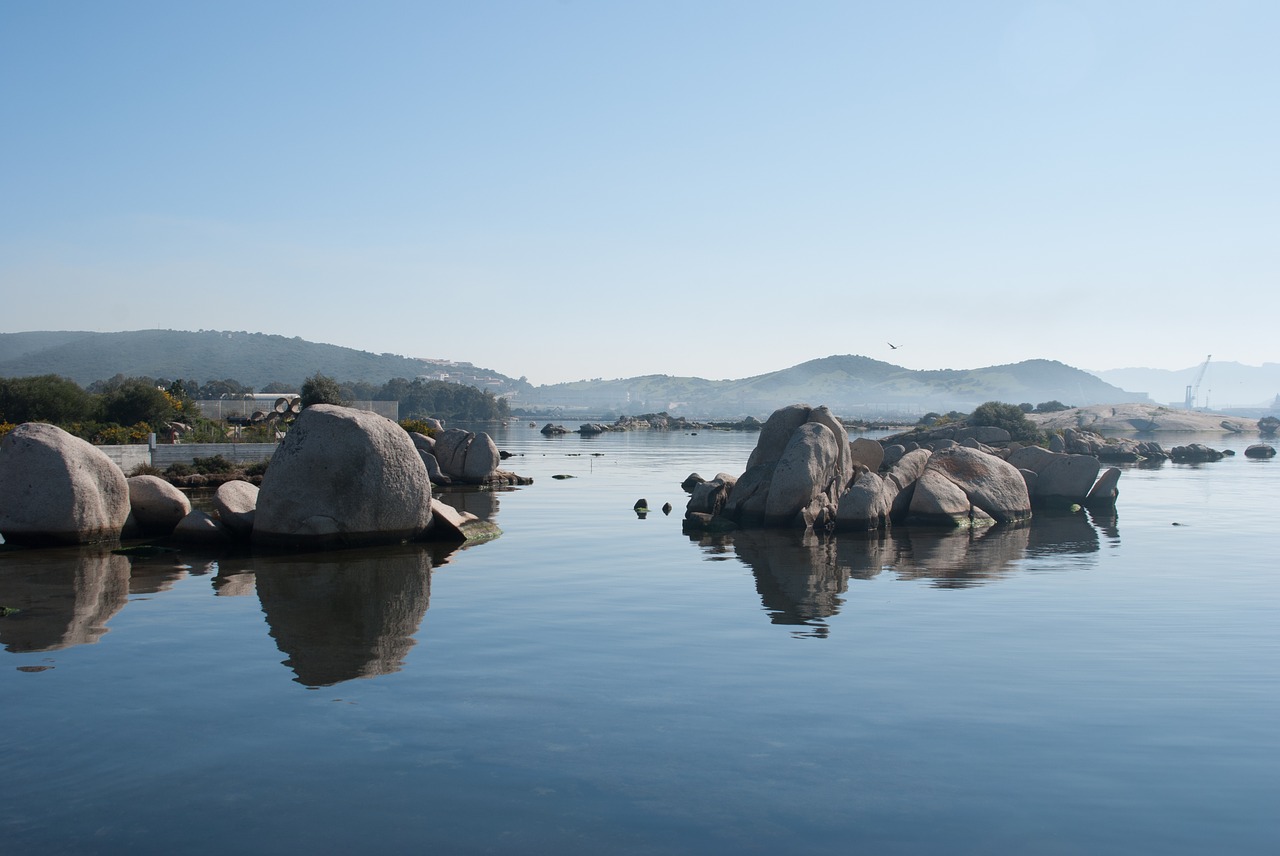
[252,543,456,687]
[0,546,131,652]
[690,511,1113,636]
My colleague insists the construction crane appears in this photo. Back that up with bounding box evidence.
[1184,354,1211,410]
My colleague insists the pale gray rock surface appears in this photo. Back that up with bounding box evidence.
[213,480,259,536]
[907,446,1030,527]
[0,423,129,544]
[431,429,501,482]
[849,437,885,473]
[835,470,893,531]
[253,405,432,548]
[127,475,191,534]
[173,510,233,544]
[764,422,840,526]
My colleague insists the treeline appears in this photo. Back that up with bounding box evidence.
[1,374,196,444]
[1,372,510,443]
[302,374,510,422]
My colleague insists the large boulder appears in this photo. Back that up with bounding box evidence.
[906,446,1031,527]
[127,475,191,535]
[686,473,737,518]
[431,429,501,482]
[213,480,258,537]
[834,469,893,531]
[849,437,885,473]
[252,405,433,549]
[1008,446,1103,507]
[764,421,842,527]
[0,423,130,544]
[1244,444,1276,459]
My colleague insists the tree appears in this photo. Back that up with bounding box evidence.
[1034,400,1070,413]
[300,373,348,407]
[968,401,1043,443]
[97,379,178,427]
[0,375,94,424]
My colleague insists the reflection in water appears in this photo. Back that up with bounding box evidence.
[693,511,1114,637]
[435,487,502,521]
[0,547,131,652]
[252,543,456,687]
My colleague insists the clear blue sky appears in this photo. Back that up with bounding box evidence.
[2,1,1276,384]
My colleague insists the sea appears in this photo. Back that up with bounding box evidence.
[1,423,1277,855]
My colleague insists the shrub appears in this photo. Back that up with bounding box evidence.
[129,463,165,477]
[399,418,438,437]
[244,460,270,477]
[192,454,235,474]
[165,462,194,478]
[969,401,1043,444]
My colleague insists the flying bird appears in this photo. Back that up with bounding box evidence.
[887,342,899,350]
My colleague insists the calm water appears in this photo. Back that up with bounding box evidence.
[2,425,1277,855]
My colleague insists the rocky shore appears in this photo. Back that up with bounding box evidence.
[0,406,526,549]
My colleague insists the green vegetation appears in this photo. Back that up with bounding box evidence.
[399,418,439,437]
[969,401,1044,443]
[300,373,349,408]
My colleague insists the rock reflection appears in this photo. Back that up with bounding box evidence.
[253,543,456,686]
[0,547,131,652]
[435,487,501,521]
[696,511,1114,635]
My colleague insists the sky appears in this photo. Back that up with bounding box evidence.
[1,1,1277,386]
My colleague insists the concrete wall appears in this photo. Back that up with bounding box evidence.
[96,445,153,473]
[97,443,278,471]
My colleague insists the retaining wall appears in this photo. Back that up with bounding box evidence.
[97,443,278,471]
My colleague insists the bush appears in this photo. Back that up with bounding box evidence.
[192,454,235,474]
[1034,400,1071,413]
[129,463,165,477]
[969,401,1043,444]
[244,460,270,477]
[300,373,348,407]
[399,418,439,437]
[165,462,194,477]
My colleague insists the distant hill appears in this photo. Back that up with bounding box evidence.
[1090,361,1280,409]
[519,355,1144,418]
[0,330,524,393]
[1,331,1146,419]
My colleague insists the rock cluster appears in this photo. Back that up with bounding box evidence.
[0,406,515,550]
[685,403,1123,534]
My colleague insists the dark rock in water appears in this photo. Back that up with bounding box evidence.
[1084,467,1122,509]
[662,502,673,515]
[1170,444,1225,463]
[1245,443,1276,459]
[634,498,649,511]
[681,472,705,493]
[578,423,609,436]
[551,474,575,480]
[1259,416,1279,436]
[540,423,570,436]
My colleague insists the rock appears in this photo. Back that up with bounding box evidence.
[578,423,609,436]
[408,432,435,453]
[681,472,705,492]
[880,444,906,469]
[1169,443,1225,463]
[848,437,884,473]
[1085,467,1122,508]
[0,422,130,545]
[173,510,233,545]
[686,473,736,517]
[1259,416,1279,436]
[423,497,499,543]
[834,470,893,531]
[884,448,931,523]
[746,404,811,471]
[1245,444,1276,459]
[764,421,841,526]
[418,449,452,486]
[661,502,672,515]
[213,479,258,537]
[634,498,649,511]
[540,423,570,436]
[126,475,192,535]
[431,429,500,482]
[1008,446,1103,507]
[252,404,433,549]
[907,446,1031,527]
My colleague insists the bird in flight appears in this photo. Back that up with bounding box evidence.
[887,342,899,350]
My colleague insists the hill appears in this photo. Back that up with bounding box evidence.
[1,331,1144,419]
[519,356,1143,418]
[0,330,524,393]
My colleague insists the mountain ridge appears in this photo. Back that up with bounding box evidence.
[1,329,1147,418]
